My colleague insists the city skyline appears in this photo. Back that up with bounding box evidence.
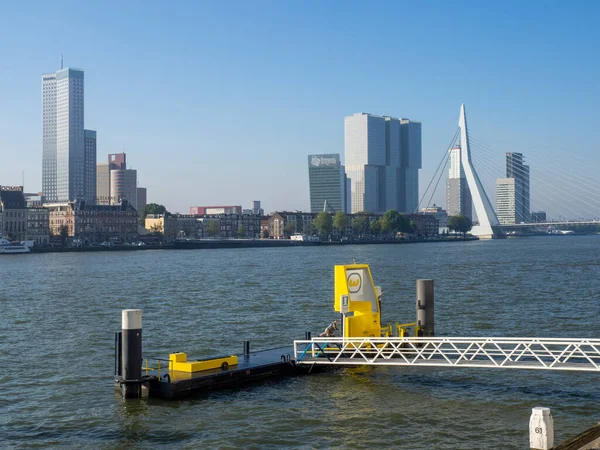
[1,2,600,216]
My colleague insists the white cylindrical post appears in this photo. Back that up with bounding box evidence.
[530,407,554,450]
[121,309,143,398]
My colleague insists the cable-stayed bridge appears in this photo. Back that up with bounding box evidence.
[420,105,600,237]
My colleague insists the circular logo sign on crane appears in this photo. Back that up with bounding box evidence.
[347,272,362,294]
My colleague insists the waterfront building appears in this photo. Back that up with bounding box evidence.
[110,168,137,209]
[344,113,422,214]
[137,188,147,213]
[269,211,316,239]
[446,146,472,220]
[308,154,348,213]
[495,178,516,225]
[42,66,85,202]
[145,214,200,241]
[146,213,261,240]
[0,186,27,241]
[506,152,530,223]
[260,216,270,237]
[96,163,110,205]
[406,214,439,238]
[84,130,97,204]
[419,204,448,233]
[46,200,137,243]
[26,208,50,244]
[531,211,547,223]
[213,214,260,238]
[189,206,242,215]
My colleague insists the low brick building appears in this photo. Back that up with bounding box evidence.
[47,200,138,243]
[269,212,316,238]
[407,213,439,237]
[145,213,261,240]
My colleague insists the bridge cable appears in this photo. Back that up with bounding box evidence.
[417,127,460,212]
[470,141,599,219]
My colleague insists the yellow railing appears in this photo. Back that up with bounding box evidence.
[143,357,171,378]
[381,322,420,338]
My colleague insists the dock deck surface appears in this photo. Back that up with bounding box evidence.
[148,346,300,399]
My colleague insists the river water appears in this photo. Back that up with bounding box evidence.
[1,236,600,449]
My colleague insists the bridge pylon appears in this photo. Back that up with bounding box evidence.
[458,104,503,239]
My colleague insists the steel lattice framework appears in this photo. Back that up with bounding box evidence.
[294,337,600,372]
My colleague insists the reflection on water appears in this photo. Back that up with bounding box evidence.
[1,236,600,448]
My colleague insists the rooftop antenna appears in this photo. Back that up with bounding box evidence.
[60,54,63,69]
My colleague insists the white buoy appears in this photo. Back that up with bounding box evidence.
[530,407,554,450]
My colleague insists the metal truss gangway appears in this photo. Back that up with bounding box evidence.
[293,337,600,372]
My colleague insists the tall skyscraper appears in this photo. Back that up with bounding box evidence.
[506,152,530,223]
[84,130,96,204]
[446,146,472,219]
[344,113,421,214]
[308,154,347,213]
[401,119,423,213]
[42,66,85,202]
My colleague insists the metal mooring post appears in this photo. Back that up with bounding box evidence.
[243,340,250,356]
[416,279,434,336]
[530,407,554,449]
[121,309,143,399]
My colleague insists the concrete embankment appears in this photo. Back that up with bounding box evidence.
[30,237,477,254]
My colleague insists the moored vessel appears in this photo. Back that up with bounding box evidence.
[0,237,31,254]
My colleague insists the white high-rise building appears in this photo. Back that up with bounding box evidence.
[42,66,85,202]
[496,178,516,225]
[344,113,421,214]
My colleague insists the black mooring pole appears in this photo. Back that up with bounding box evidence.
[121,309,142,398]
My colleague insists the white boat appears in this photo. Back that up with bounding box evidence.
[290,233,320,242]
[0,237,31,254]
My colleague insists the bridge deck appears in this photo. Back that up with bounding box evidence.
[294,337,600,372]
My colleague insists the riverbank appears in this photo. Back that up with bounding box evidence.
[29,236,478,253]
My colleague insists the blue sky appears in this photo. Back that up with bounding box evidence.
[1,1,599,215]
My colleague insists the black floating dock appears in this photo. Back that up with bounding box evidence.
[147,346,312,399]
